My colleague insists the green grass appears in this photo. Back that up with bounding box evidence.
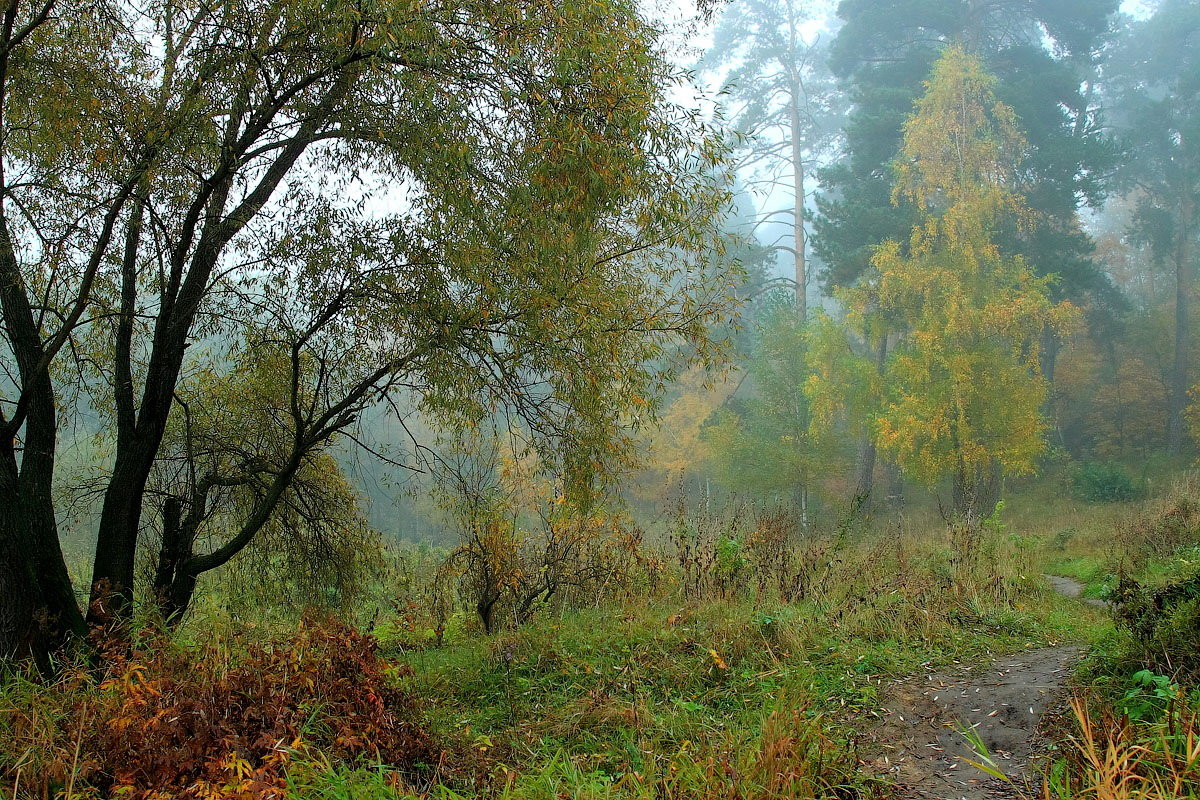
[3,491,1140,800]
[376,527,1108,799]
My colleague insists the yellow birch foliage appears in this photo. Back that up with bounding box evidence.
[856,46,1078,484]
[634,365,741,495]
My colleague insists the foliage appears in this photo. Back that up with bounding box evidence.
[1111,564,1200,686]
[435,432,655,633]
[704,299,830,506]
[841,46,1077,520]
[816,0,1116,305]
[1113,496,1200,575]
[1044,694,1200,800]
[1119,670,1179,723]
[1069,462,1141,504]
[634,365,741,498]
[0,0,740,660]
[1054,325,1169,459]
[670,501,836,602]
[1105,0,1200,453]
[0,617,446,799]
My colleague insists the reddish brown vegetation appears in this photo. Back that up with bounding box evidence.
[4,617,445,799]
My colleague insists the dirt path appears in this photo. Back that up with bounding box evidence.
[1044,575,1109,608]
[859,576,1104,800]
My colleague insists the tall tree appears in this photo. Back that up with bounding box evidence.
[0,0,735,665]
[815,0,1117,306]
[705,295,824,517]
[703,0,845,317]
[1105,0,1200,454]
[845,46,1076,522]
[813,0,1118,507]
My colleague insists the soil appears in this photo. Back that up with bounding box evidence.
[857,576,1105,800]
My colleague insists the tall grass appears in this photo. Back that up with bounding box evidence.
[1045,695,1200,800]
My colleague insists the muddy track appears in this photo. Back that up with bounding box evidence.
[859,576,1105,800]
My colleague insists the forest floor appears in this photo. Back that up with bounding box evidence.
[858,576,1102,800]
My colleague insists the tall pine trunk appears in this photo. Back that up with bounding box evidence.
[790,90,806,318]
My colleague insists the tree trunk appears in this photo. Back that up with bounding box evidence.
[89,437,163,626]
[1168,192,1193,454]
[951,459,1001,522]
[790,90,806,318]
[0,470,45,670]
[852,438,877,513]
[89,226,220,626]
[851,334,889,514]
[1040,325,1063,446]
[0,215,85,664]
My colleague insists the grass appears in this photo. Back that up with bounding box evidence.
[0,491,1139,799]
[1041,695,1200,800]
[380,507,1110,800]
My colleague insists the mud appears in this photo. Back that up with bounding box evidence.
[857,575,1107,799]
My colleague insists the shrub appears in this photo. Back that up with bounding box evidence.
[1111,560,1200,686]
[1069,462,1141,503]
[2,617,445,800]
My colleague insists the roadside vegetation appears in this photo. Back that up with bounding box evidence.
[0,487,1141,800]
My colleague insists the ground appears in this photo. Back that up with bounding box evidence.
[860,576,1104,800]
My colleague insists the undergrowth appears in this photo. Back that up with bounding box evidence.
[1,496,1119,800]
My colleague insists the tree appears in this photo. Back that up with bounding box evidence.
[435,428,643,634]
[703,0,846,316]
[0,0,736,665]
[705,295,832,520]
[846,46,1076,522]
[633,364,740,502]
[815,0,1118,320]
[1105,0,1200,453]
[814,0,1118,510]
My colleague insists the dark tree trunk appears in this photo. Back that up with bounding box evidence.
[851,439,877,513]
[0,215,85,665]
[1040,325,1063,447]
[88,205,223,626]
[151,496,201,624]
[0,467,46,670]
[850,335,889,515]
[951,460,1002,522]
[89,437,165,625]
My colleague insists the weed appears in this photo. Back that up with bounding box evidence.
[1043,694,1200,800]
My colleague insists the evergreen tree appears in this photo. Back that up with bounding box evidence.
[815,0,1118,314]
[1105,0,1200,454]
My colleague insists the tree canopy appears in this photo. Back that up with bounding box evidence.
[0,0,738,664]
[843,46,1077,519]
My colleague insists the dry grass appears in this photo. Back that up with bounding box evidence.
[1045,695,1200,800]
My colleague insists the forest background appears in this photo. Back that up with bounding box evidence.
[3,0,1200,798]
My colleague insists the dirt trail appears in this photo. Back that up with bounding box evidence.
[1044,575,1109,608]
[860,576,1105,800]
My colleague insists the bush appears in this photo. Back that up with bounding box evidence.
[1111,562,1200,686]
[1069,462,1141,503]
[1,617,446,800]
